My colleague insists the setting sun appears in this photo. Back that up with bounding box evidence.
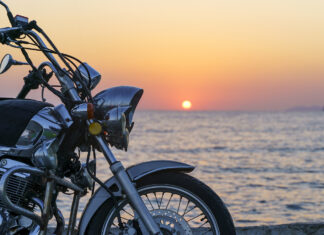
[182,100,192,110]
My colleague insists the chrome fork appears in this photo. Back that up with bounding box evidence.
[95,136,162,235]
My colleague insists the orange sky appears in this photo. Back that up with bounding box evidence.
[1,0,324,110]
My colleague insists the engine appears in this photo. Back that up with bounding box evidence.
[0,159,39,211]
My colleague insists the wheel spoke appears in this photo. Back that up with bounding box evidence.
[182,199,190,216]
[165,193,173,209]
[144,194,155,210]
[158,192,165,209]
[186,212,204,222]
[101,185,221,235]
[183,205,197,216]
[197,220,209,228]
[121,208,134,218]
[177,196,182,214]
[154,192,160,209]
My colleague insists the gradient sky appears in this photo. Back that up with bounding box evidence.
[1,0,324,110]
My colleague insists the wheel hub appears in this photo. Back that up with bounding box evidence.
[151,209,193,235]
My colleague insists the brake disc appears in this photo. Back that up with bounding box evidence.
[152,209,193,235]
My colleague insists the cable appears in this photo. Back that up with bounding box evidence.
[91,147,96,195]
[14,37,93,104]
[21,36,93,100]
[37,63,75,105]
[14,41,37,70]
[86,146,124,229]
[19,43,90,101]
[34,25,93,102]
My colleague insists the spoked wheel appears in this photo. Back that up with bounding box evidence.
[86,172,236,235]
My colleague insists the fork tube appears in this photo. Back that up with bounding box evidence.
[95,136,161,235]
[94,135,117,165]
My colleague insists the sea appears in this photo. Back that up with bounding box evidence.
[57,111,324,227]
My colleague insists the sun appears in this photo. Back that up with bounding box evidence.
[182,100,192,110]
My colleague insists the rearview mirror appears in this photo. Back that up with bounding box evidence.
[0,54,13,74]
[0,54,29,74]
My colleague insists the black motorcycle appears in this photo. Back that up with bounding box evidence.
[0,1,235,234]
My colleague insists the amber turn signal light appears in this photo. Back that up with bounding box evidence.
[87,103,95,120]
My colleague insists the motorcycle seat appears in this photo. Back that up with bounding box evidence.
[0,98,53,147]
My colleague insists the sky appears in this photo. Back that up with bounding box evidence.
[1,0,324,110]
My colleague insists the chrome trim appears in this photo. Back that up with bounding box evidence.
[28,31,62,71]
[33,138,58,169]
[94,135,117,165]
[30,197,44,211]
[110,161,162,234]
[54,104,73,128]
[0,107,62,158]
[71,103,88,119]
[28,32,82,102]
[49,174,84,193]
[78,160,194,235]
[29,197,44,235]
[94,86,143,127]
[29,225,41,235]
[54,206,65,235]
[0,166,45,226]
[0,165,83,228]
[0,159,31,178]
[77,62,101,90]
[39,180,54,235]
[102,185,220,235]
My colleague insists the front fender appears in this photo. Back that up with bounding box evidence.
[78,160,194,235]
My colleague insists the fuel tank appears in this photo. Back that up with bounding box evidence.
[0,99,72,169]
[0,98,53,147]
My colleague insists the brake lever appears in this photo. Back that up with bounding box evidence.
[41,68,54,82]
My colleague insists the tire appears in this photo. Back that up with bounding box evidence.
[86,172,236,235]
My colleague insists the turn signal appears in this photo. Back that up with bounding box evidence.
[88,122,102,135]
[87,103,95,119]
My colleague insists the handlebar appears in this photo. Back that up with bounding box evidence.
[0,1,91,104]
[0,27,22,44]
[17,83,31,99]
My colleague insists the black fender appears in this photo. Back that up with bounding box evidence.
[78,160,194,235]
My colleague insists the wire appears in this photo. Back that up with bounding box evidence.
[20,36,93,101]
[91,147,97,195]
[38,63,75,104]
[86,146,124,229]
[35,26,93,102]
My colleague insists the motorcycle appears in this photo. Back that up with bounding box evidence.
[0,1,236,234]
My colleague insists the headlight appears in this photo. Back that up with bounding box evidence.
[76,63,101,90]
[102,107,130,151]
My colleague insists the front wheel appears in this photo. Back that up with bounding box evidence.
[86,172,236,235]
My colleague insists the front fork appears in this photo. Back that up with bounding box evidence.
[95,136,162,235]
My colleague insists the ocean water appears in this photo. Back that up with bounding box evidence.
[57,111,324,227]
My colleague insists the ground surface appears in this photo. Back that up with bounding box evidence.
[47,223,324,234]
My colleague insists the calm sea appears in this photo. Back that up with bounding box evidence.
[57,111,324,227]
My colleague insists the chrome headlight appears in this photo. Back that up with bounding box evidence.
[76,63,101,90]
[102,107,130,151]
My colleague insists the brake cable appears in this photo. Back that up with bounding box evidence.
[18,36,93,102]
[32,23,94,103]
[86,146,124,229]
